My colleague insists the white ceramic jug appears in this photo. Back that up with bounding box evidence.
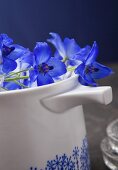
[0,75,112,170]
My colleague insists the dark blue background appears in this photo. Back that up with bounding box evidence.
[0,0,117,62]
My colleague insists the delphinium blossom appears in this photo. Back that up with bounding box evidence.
[0,34,28,74]
[0,32,113,91]
[30,42,67,86]
[3,50,34,90]
[0,34,34,90]
[47,32,91,66]
[74,41,113,86]
[47,32,91,80]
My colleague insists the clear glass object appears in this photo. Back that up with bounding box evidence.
[107,119,118,153]
[101,137,118,170]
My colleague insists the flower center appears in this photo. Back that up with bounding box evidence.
[85,66,99,74]
[38,63,54,73]
[2,44,15,57]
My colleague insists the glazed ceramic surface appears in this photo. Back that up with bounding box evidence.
[0,75,112,170]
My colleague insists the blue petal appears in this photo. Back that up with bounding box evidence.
[0,49,3,64]
[0,65,3,74]
[91,62,113,79]
[2,58,17,73]
[3,82,21,90]
[75,63,97,86]
[30,69,38,82]
[83,73,97,86]
[67,59,80,66]
[23,79,30,87]
[54,51,63,60]
[47,58,67,77]
[7,44,27,60]
[86,41,99,65]
[75,45,91,61]
[20,51,34,70]
[47,32,66,58]
[34,42,51,65]
[78,76,97,86]
[63,38,80,59]
[0,34,13,47]
[37,73,54,86]
[78,76,90,86]
[74,63,85,76]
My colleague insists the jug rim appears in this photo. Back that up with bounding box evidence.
[0,75,78,96]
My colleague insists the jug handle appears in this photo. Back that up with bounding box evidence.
[41,85,112,113]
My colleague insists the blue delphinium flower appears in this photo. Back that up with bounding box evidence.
[1,34,34,91]
[30,42,67,86]
[0,33,113,91]
[47,32,91,66]
[75,41,113,86]
[2,48,34,90]
[0,34,27,74]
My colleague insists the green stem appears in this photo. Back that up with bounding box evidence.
[0,87,8,91]
[7,68,34,77]
[13,80,28,88]
[5,76,29,82]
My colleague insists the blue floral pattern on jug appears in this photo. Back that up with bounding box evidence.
[30,137,90,170]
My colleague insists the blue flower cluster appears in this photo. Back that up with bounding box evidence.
[0,33,113,91]
[30,137,90,170]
